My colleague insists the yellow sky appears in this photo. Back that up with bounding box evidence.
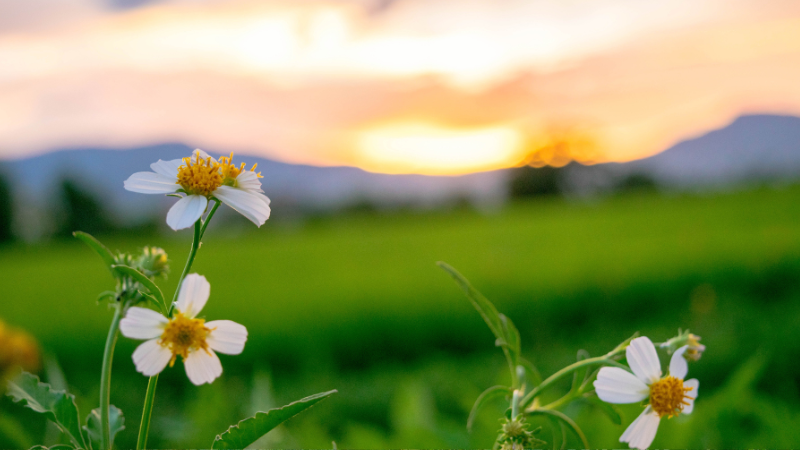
[2,0,800,175]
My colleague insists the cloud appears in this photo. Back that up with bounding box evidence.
[1,0,800,174]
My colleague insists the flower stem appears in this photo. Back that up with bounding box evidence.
[520,349,628,410]
[136,205,219,450]
[100,302,123,450]
[136,375,158,450]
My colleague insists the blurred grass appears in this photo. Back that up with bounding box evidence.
[2,185,800,448]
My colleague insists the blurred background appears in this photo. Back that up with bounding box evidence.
[2,0,800,448]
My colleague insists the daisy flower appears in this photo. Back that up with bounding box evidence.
[593,336,699,449]
[124,149,270,230]
[119,274,247,385]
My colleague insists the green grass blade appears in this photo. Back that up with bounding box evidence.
[211,390,337,450]
[84,405,125,450]
[467,385,511,432]
[111,265,166,310]
[6,372,87,449]
[73,232,116,276]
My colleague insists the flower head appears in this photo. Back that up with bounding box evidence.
[124,149,270,231]
[593,336,699,449]
[119,274,247,385]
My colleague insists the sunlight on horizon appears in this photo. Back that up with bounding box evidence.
[356,123,525,175]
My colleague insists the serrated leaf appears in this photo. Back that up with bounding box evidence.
[73,232,116,277]
[211,390,337,450]
[84,405,125,450]
[586,396,622,425]
[111,265,165,310]
[6,372,87,449]
[467,385,510,432]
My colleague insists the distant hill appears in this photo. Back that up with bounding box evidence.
[563,114,800,195]
[0,144,508,238]
[3,114,800,238]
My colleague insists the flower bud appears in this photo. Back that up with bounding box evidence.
[136,246,169,278]
[660,330,705,362]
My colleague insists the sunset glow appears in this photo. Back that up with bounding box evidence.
[356,124,524,175]
[2,0,800,174]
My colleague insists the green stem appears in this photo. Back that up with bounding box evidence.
[520,351,627,409]
[100,303,124,450]
[136,375,158,450]
[137,203,219,450]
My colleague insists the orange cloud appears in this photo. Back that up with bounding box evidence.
[1,0,800,174]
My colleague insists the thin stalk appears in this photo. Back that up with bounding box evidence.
[520,349,628,409]
[99,303,123,450]
[136,375,158,450]
[137,204,219,450]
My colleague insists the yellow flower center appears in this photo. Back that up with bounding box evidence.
[218,152,263,186]
[649,375,693,418]
[160,312,212,366]
[176,156,223,196]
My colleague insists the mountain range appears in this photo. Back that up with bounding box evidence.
[2,114,800,238]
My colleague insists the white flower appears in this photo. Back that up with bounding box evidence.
[119,274,248,385]
[593,336,699,450]
[124,149,271,230]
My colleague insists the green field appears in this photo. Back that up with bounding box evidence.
[3,186,800,448]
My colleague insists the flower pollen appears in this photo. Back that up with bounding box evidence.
[219,152,263,183]
[649,375,693,418]
[176,156,223,196]
[160,312,212,366]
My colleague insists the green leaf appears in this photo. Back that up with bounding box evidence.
[528,409,589,450]
[111,265,165,311]
[6,372,87,449]
[84,406,125,450]
[139,291,168,316]
[73,232,116,276]
[586,395,622,425]
[211,390,337,450]
[467,385,511,432]
[437,262,517,353]
[499,313,521,368]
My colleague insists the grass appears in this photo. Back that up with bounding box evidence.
[2,185,800,448]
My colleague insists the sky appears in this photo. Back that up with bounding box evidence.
[2,0,800,175]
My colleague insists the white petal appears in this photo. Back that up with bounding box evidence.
[594,367,650,404]
[132,339,172,377]
[206,320,248,355]
[214,185,271,227]
[234,171,264,193]
[184,349,222,385]
[150,158,184,177]
[627,336,662,385]
[166,195,208,231]
[620,406,660,450]
[124,172,179,194]
[119,307,167,340]
[175,273,210,318]
[669,345,689,380]
[682,378,699,414]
